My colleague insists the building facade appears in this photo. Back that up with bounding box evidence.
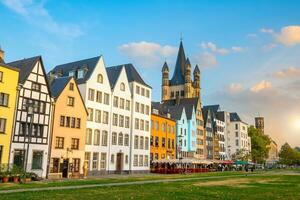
[161,41,205,159]
[202,109,214,160]
[150,106,176,161]
[8,56,53,178]
[0,51,19,165]
[255,117,264,133]
[49,58,151,174]
[48,77,87,178]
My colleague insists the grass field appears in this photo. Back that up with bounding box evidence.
[0,170,299,200]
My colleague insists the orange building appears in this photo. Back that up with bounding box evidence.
[48,77,87,178]
[150,106,176,161]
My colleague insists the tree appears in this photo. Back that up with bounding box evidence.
[279,143,300,165]
[248,126,271,164]
[231,149,251,162]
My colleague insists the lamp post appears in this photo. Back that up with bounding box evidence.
[177,135,183,173]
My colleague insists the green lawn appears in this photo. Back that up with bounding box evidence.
[1,171,300,200]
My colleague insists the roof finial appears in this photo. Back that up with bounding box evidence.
[180,33,183,42]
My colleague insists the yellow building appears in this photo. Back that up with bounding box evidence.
[150,108,176,161]
[48,77,87,178]
[0,49,19,165]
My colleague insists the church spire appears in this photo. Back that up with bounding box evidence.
[170,41,186,85]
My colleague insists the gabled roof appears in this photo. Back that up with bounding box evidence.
[154,100,195,120]
[170,41,186,86]
[6,56,41,84]
[50,76,72,99]
[50,56,101,84]
[203,105,220,115]
[108,63,151,88]
[163,97,200,111]
[230,112,242,122]
[106,66,123,89]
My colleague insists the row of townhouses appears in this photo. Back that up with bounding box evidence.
[0,41,252,179]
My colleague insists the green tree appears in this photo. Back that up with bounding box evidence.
[248,126,271,164]
[279,143,300,165]
[231,149,251,162]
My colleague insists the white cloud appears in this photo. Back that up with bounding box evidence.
[250,80,272,93]
[1,0,83,38]
[201,42,229,55]
[262,43,277,52]
[260,28,274,34]
[231,46,244,52]
[276,26,300,46]
[193,51,217,68]
[229,83,243,93]
[118,41,177,68]
[274,66,300,78]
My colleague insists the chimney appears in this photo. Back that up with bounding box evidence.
[0,47,4,63]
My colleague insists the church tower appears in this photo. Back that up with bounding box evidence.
[193,64,201,101]
[161,62,170,101]
[184,58,192,98]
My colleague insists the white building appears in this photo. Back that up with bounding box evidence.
[49,57,151,174]
[8,56,53,178]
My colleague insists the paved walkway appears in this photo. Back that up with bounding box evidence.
[0,174,257,194]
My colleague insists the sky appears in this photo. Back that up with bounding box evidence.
[1,0,300,148]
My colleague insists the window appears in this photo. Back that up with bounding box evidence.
[125,155,128,164]
[145,106,149,115]
[136,86,140,94]
[103,111,109,124]
[84,152,91,170]
[155,137,159,147]
[104,93,109,105]
[145,137,149,150]
[0,118,6,133]
[171,91,174,98]
[118,133,123,146]
[94,130,100,145]
[155,122,159,131]
[236,139,239,146]
[180,90,184,97]
[32,151,43,170]
[140,120,144,131]
[87,108,93,121]
[73,158,80,172]
[66,117,70,127]
[113,96,118,107]
[0,71,3,82]
[135,118,139,129]
[141,88,145,96]
[125,116,130,128]
[71,117,76,128]
[235,124,238,130]
[146,90,150,98]
[97,74,103,83]
[162,137,166,147]
[95,110,101,123]
[135,102,139,112]
[92,152,99,170]
[67,96,75,106]
[144,155,148,167]
[76,118,81,128]
[71,138,79,150]
[120,83,125,91]
[111,154,115,163]
[145,121,149,131]
[150,136,153,146]
[0,93,9,106]
[120,98,125,109]
[100,153,106,169]
[126,100,130,110]
[124,134,129,146]
[50,158,59,173]
[77,69,85,79]
[13,149,25,168]
[88,89,95,101]
[141,104,145,114]
[69,83,74,91]
[55,137,64,149]
[119,115,124,127]
[31,82,40,91]
[134,136,139,149]
[236,132,238,137]
[69,71,75,77]
[112,132,117,145]
[113,114,118,126]
[168,138,171,149]
[139,155,143,166]
[86,129,92,145]
[133,155,138,166]
[140,136,144,149]
[60,116,65,126]
[162,123,165,132]
[96,91,102,103]
[101,131,108,146]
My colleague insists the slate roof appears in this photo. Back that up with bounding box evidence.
[162,62,169,72]
[170,41,186,86]
[193,65,200,74]
[49,56,101,84]
[106,66,122,89]
[203,105,220,115]
[107,63,151,88]
[230,112,242,122]
[50,76,72,99]
[6,56,41,84]
[163,97,199,111]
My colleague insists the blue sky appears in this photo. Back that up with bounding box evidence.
[1,0,300,147]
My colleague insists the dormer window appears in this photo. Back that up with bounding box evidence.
[77,69,84,79]
[69,71,75,77]
[97,74,103,83]
[120,83,125,91]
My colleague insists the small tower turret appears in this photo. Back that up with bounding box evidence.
[162,62,170,101]
[193,64,201,99]
[184,58,192,98]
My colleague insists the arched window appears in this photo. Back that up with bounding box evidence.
[124,134,129,146]
[94,129,100,146]
[86,129,92,145]
[120,83,125,91]
[102,131,108,146]
[97,74,103,83]
[118,132,123,146]
[112,132,117,145]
